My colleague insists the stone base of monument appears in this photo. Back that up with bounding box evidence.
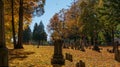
[0,47,8,66]
[51,54,65,65]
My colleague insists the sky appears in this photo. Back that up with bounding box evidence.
[30,0,73,40]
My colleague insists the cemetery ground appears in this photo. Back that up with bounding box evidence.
[8,45,120,67]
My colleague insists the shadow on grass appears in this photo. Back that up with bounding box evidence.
[9,49,35,61]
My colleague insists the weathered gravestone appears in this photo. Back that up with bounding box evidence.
[51,39,65,65]
[76,60,85,67]
[92,45,100,52]
[65,53,73,62]
[108,38,120,53]
[115,50,120,62]
[114,42,120,62]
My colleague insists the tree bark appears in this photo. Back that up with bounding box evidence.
[92,32,100,52]
[112,29,115,52]
[11,0,17,49]
[0,0,9,66]
[0,0,5,48]
[16,0,23,49]
[90,36,94,45]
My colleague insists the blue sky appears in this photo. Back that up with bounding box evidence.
[30,0,73,40]
[30,0,73,31]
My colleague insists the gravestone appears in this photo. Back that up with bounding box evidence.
[65,53,73,62]
[51,39,65,65]
[69,54,73,62]
[92,45,100,52]
[76,60,85,67]
[115,50,120,62]
[114,42,120,62]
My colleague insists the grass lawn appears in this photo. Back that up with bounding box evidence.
[8,45,120,67]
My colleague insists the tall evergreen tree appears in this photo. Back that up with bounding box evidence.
[37,21,47,45]
[32,21,47,45]
[32,23,38,42]
[23,26,31,44]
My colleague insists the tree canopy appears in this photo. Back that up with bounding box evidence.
[32,21,47,44]
[48,0,120,46]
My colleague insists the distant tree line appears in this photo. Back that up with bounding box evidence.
[22,21,47,45]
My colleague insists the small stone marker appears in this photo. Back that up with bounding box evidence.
[76,60,85,67]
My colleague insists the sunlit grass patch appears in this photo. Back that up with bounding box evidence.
[9,45,120,67]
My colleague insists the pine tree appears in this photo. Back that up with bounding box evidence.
[37,21,47,45]
[23,26,31,44]
[32,21,47,46]
[32,23,38,42]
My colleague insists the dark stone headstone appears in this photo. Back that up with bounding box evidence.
[65,53,68,60]
[114,42,120,62]
[115,50,120,62]
[92,45,100,52]
[69,54,73,62]
[65,53,73,62]
[51,39,65,65]
[76,62,79,67]
[76,60,85,67]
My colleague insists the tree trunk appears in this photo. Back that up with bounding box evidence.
[16,0,24,49]
[11,0,17,49]
[92,32,100,52]
[0,0,5,48]
[0,1,9,66]
[112,29,115,52]
[90,36,94,45]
